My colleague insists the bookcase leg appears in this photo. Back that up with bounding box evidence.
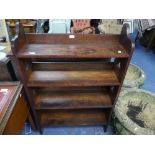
[39,128,43,135]
[103,125,108,132]
[35,120,42,134]
[27,113,43,134]
[28,112,36,131]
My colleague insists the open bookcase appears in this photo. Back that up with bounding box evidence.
[11,22,134,134]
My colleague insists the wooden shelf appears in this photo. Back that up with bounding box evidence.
[17,43,129,58]
[28,70,120,87]
[39,109,108,126]
[34,89,112,110]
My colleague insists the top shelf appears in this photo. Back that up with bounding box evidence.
[17,42,129,59]
[12,23,134,59]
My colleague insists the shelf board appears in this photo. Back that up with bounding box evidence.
[17,43,129,58]
[35,89,112,110]
[28,70,120,87]
[39,109,108,126]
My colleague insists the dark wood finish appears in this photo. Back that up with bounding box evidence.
[11,23,41,133]
[0,57,17,81]
[28,70,120,87]
[39,109,108,126]
[106,24,135,128]
[32,61,114,71]
[34,88,112,109]
[29,62,119,87]
[0,82,28,134]
[17,43,129,58]
[11,22,134,133]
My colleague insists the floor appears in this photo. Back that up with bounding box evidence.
[22,33,155,135]
[131,42,155,93]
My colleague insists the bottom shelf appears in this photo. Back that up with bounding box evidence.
[38,109,110,127]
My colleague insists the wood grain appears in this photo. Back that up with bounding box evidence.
[39,109,108,126]
[26,33,120,44]
[10,23,134,132]
[28,70,120,87]
[3,95,28,135]
[0,82,28,134]
[32,61,114,71]
[17,43,129,58]
[35,89,112,109]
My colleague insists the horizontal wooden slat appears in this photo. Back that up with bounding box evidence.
[39,109,108,126]
[17,43,129,58]
[32,62,114,71]
[28,70,120,87]
[35,89,112,109]
[26,33,120,44]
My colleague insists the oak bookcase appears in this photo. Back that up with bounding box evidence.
[11,22,134,134]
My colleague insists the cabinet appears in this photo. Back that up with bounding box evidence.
[11,22,134,134]
[0,82,28,134]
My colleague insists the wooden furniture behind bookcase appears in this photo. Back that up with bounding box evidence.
[11,22,134,134]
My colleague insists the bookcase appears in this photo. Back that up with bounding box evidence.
[11,22,134,134]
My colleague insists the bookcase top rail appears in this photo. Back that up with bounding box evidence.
[11,22,134,59]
